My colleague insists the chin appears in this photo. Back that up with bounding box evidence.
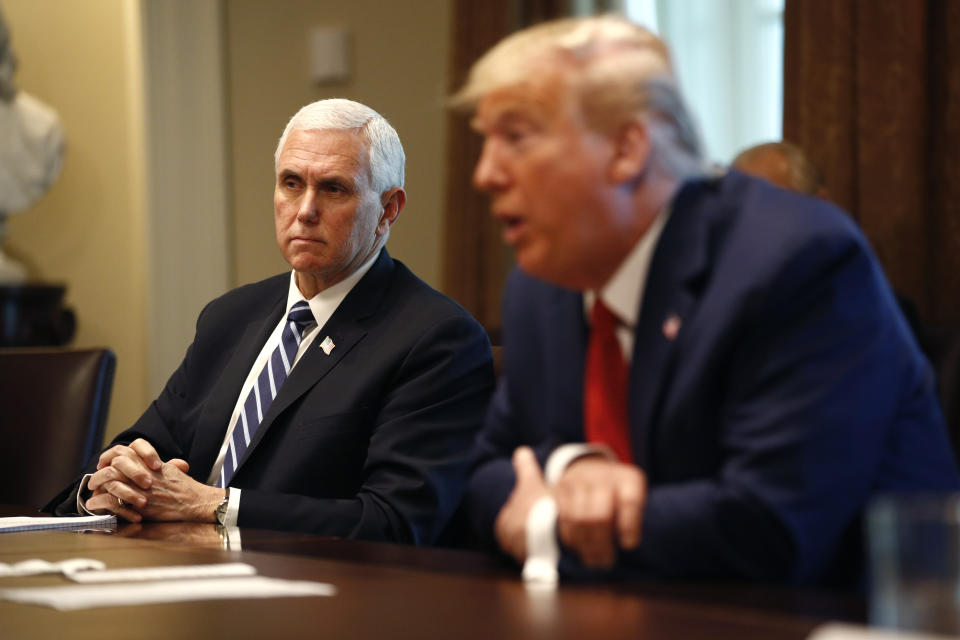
[517,252,583,290]
[515,251,553,282]
[286,259,323,275]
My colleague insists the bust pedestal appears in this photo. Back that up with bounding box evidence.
[0,284,75,347]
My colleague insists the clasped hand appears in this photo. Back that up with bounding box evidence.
[495,446,646,569]
[85,438,223,523]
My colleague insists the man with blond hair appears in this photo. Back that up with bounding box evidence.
[46,99,494,544]
[455,15,957,584]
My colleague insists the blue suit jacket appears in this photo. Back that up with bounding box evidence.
[464,172,959,584]
[49,250,495,545]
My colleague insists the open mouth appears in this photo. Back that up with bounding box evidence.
[497,214,526,244]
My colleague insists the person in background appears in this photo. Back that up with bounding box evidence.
[733,140,931,360]
[732,140,826,198]
[46,98,494,546]
[453,15,959,585]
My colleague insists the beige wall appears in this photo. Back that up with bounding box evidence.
[226,0,451,288]
[4,0,148,442]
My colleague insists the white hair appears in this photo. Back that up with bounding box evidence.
[274,98,405,194]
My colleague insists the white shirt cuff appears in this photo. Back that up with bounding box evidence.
[544,443,616,486]
[521,495,559,586]
[77,474,95,515]
[222,487,241,528]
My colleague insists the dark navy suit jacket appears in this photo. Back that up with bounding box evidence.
[464,172,959,584]
[49,250,495,545]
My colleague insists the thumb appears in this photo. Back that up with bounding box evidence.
[512,446,544,489]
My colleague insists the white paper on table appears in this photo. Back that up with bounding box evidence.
[66,562,257,583]
[0,515,115,533]
[0,576,337,610]
[0,558,105,578]
[807,623,957,640]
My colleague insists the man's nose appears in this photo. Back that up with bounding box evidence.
[472,139,508,193]
[297,189,320,223]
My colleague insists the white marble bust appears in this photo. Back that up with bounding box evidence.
[0,7,65,283]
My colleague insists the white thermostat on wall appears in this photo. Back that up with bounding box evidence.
[309,26,351,83]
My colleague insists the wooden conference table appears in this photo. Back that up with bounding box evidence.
[0,505,865,639]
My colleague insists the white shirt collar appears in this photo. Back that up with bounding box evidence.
[584,206,672,327]
[285,248,381,328]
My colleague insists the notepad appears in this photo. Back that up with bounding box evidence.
[0,515,116,533]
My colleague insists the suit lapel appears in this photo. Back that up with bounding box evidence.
[629,178,717,471]
[238,250,394,471]
[190,289,286,476]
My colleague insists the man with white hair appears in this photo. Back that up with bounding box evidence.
[46,99,494,544]
[456,16,958,584]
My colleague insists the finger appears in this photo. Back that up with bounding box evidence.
[495,511,526,563]
[576,521,615,568]
[168,458,190,473]
[88,473,149,508]
[559,484,615,569]
[87,465,127,492]
[101,480,148,509]
[114,503,143,523]
[581,543,616,569]
[512,446,544,489]
[110,455,155,490]
[579,487,616,567]
[84,492,143,523]
[129,438,163,471]
[97,444,132,470]
[615,470,645,550]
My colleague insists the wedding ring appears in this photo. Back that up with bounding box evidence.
[117,497,126,508]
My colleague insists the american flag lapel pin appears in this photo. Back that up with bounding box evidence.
[662,313,682,341]
[320,336,335,355]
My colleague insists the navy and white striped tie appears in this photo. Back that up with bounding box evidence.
[216,301,316,488]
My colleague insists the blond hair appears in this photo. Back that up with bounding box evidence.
[451,15,705,178]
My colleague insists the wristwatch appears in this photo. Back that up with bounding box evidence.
[214,488,230,526]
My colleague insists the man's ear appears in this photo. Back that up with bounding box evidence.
[377,187,406,236]
[607,120,651,185]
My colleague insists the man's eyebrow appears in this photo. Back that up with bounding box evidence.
[318,176,353,188]
[471,109,537,134]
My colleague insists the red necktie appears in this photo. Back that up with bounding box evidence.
[584,300,633,463]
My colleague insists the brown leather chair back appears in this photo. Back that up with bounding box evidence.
[0,348,115,510]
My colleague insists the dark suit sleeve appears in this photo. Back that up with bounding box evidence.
[458,379,521,549]
[236,313,494,545]
[620,234,955,583]
[460,271,571,551]
[43,301,216,515]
